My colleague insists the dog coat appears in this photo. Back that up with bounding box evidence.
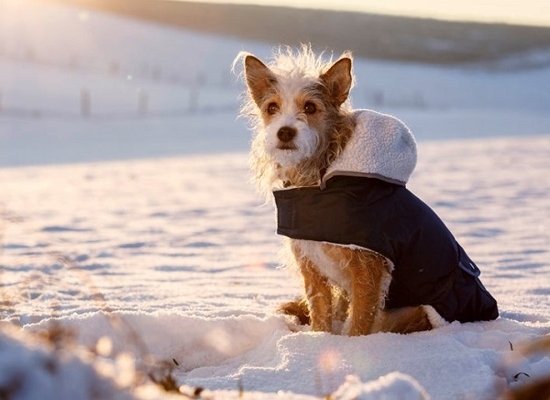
[274,109,498,323]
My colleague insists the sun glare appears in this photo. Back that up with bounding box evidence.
[318,348,342,374]
[78,11,90,21]
[187,0,550,27]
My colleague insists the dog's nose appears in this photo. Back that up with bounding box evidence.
[277,126,297,143]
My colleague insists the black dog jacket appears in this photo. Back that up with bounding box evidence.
[273,109,498,324]
[274,176,499,324]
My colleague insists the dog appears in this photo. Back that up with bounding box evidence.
[235,45,498,336]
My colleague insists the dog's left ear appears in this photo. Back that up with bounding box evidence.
[320,57,353,107]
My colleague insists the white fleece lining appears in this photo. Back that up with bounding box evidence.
[325,109,417,185]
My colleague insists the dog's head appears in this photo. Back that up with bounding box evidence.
[235,47,355,191]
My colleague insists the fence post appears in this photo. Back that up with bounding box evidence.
[81,88,91,118]
[189,86,198,113]
[109,61,120,77]
[414,91,426,109]
[221,70,231,88]
[373,90,384,107]
[138,89,148,117]
[152,65,162,81]
[196,71,206,86]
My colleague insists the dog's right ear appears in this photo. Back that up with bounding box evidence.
[242,55,277,107]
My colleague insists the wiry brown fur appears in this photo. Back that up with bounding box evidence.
[236,45,434,336]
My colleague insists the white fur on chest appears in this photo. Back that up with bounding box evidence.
[290,239,352,293]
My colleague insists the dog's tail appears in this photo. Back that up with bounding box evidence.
[278,297,310,325]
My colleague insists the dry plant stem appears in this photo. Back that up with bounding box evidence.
[505,379,550,400]
[501,335,550,400]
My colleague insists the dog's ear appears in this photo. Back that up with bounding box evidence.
[320,57,353,107]
[244,55,277,107]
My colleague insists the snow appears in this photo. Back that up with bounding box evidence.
[332,373,429,400]
[0,323,132,400]
[1,0,550,399]
[2,136,550,399]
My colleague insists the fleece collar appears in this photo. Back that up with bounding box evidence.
[321,109,417,188]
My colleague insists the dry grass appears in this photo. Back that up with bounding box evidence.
[3,203,550,399]
[499,336,550,399]
[0,205,199,397]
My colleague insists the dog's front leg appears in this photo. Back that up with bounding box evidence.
[299,258,332,332]
[344,252,387,336]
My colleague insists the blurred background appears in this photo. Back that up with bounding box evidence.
[1,0,549,166]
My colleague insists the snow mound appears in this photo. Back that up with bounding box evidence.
[27,312,291,372]
[0,323,132,400]
[1,135,550,399]
[333,373,429,400]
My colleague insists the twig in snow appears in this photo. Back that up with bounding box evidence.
[501,335,550,400]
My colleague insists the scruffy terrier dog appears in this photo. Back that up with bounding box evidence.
[235,46,498,336]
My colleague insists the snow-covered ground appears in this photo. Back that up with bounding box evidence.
[1,136,550,399]
[1,0,550,399]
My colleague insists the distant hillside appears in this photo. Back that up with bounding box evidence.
[45,0,550,66]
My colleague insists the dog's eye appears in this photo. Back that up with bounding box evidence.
[267,103,279,115]
[304,102,317,115]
